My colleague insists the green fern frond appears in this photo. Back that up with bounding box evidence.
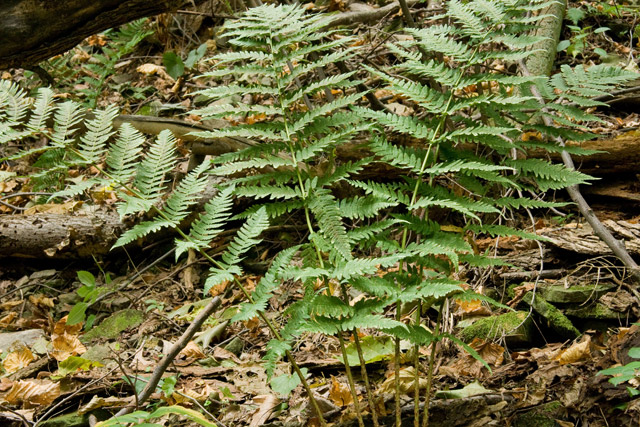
[51,101,83,147]
[175,185,235,259]
[26,87,55,132]
[221,206,270,266]
[308,188,352,261]
[338,195,397,219]
[233,246,299,322]
[0,80,30,124]
[113,163,210,248]
[118,129,177,217]
[105,123,145,185]
[77,106,119,164]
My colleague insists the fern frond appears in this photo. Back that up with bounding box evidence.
[308,188,352,261]
[105,123,145,185]
[175,185,235,259]
[50,101,83,147]
[77,106,119,163]
[233,246,299,322]
[26,87,55,132]
[118,129,177,216]
[221,206,270,266]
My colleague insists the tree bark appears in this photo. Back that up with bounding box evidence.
[0,0,188,69]
[0,211,126,258]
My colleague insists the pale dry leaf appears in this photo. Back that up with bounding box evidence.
[250,394,280,427]
[137,63,163,75]
[380,366,427,394]
[556,336,592,365]
[51,316,86,361]
[2,345,35,374]
[78,395,135,414]
[179,341,206,360]
[4,379,61,408]
[51,334,87,361]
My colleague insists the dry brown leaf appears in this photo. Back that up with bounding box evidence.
[29,294,55,309]
[0,300,23,310]
[0,377,14,392]
[51,316,86,361]
[2,345,35,374]
[79,395,135,414]
[137,63,163,75]
[23,201,82,215]
[53,315,82,336]
[249,394,279,427]
[329,376,353,407]
[379,367,427,394]
[0,312,17,328]
[4,379,60,408]
[172,381,214,403]
[180,341,206,360]
[472,338,504,367]
[51,334,87,361]
[556,336,592,365]
[212,347,241,363]
[441,339,504,378]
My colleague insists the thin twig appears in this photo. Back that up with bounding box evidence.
[115,296,222,416]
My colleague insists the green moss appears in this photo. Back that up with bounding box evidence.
[38,413,89,427]
[540,283,615,304]
[460,311,533,345]
[82,309,143,342]
[514,401,565,427]
[513,411,557,427]
[523,292,580,339]
[566,303,620,320]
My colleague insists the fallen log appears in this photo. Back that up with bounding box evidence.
[0,0,194,69]
[534,131,640,177]
[0,211,126,258]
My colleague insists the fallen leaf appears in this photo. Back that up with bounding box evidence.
[4,379,60,408]
[179,341,206,361]
[51,316,86,361]
[79,395,135,414]
[556,336,592,365]
[2,345,35,374]
[329,376,353,406]
[249,394,279,426]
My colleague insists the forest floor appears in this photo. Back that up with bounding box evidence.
[3,1,640,426]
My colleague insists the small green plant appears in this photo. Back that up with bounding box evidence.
[38,19,153,108]
[558,7,611,59]
[94,405,217,427]
[598,346,640,406]
[68,270,110,327]
[163,43,208,80]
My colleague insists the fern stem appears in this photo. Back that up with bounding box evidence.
[338,332,366,427]
[394,308,402,427]
[352,331,380,427]
[422,301,443,427]
[339,281,379,427]
[413,300,421,427]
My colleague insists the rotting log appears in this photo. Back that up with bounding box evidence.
[0,211,126,258]
[0,0,191,69]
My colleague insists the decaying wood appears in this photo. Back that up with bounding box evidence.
[531,132,640,176]
[0,211,127,258]
[0,175,224,259]
[540,220,640,256]
[0,0,196,70]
